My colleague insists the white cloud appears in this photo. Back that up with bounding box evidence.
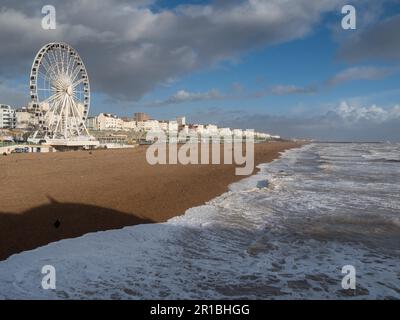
[327,66,395,86]
[146,89,222,107]
[335,101,400,123]
[269,85,316,95]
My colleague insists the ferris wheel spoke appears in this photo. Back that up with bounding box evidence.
[60,48,67,77]
[43,56,63,88]
[66,52,74,77]
[68,96,83,135]
[70,96,89,135]
[38,71,54,86]
[72,78,85,88]
[36,88,53,92]
[40,60,57,83]
[55,47,63,75]
[43,94,63,124]
[39,74,56,95]
[44,94,63,116]
[61,47,68,76]
[51,49,61,76]
[70,64,82,83]
[53,95,68,136]
[48,49,58,74]
[72,94,84,103]
[60,47,65,74]
[69,96,81,118]
[44,55,60,79]
[48,67,62,87]
[46,54,60,79]
[40,92,61,106]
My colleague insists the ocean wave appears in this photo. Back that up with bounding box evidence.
[0,143,399,299]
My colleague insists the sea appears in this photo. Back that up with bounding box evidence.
[0,143,399,299]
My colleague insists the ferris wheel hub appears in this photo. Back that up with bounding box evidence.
[66,85,73,96]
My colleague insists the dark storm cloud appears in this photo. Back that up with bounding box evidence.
[339,14,400,62]
[0,0,346,103]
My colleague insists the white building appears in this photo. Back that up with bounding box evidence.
[232,129,243,137]
[168,120,178,132]
[15,108,35,129]
[218,127,232,136]
[97,113,123,131]
[243,129,255,138]
[176,116,186,126]
[179,125,189,135]
[191,124,204,134]
[136,119,161,131]
[86,117,99,131]
[145,120,161,131]
[121,119,137,131]
[256,132,271,140]
[0,105,16,129]
[205,124,218,135]
[158,121,169,131]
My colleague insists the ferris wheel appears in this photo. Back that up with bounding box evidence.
[29,42,97,146]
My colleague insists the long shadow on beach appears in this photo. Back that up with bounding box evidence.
[0,199,153,261]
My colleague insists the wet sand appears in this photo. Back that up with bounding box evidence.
[0,141,303,260]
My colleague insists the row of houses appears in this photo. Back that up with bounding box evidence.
[87,112,276,139]
[0,105,278,140]
[86,113,185,132]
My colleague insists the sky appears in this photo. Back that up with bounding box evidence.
[0,0,400,141]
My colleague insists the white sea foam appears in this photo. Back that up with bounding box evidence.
[0,143,399,299]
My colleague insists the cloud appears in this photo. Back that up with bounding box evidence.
[146,82,317,107]
[338,14,400,62]
[145,89,222,107]
[326,66,396,86]
[0,79,27,106]
[0,0,347,104]
[260,65,399,96]
[252,65,397,98]
[219,101,400,141]
[335,101,400,123]
[269,84,317,95]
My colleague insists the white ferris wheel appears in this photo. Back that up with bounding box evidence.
[29,42,98,147]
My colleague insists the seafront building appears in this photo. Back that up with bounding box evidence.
[15,107,35,129]
[0,104,16,129]
[97,113,123,131]
[134,112,150,122]
[176,116,186,126]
